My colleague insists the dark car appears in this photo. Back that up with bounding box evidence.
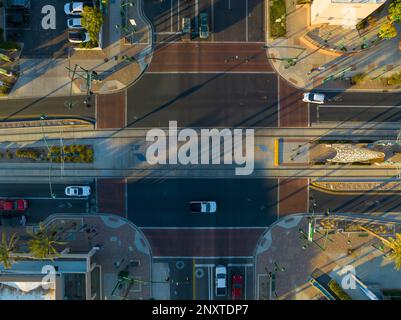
[7,0,30,9]
[68,30,90,43]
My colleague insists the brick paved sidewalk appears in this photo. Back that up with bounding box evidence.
[254,214,401,300]
[43,214,152,300]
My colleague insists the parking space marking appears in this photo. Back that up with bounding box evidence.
[195,0,199,29]
[246,0,249,42]
[227,263,253,267]
[171,0,173,32]
[177,0,180,31]
[208,266,213,300]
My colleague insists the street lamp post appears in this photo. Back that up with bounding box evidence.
[39,115,56,199]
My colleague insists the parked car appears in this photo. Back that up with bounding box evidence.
[199,12,209,39]
[0,199,28,212]
[302,92,326,104]
[215,265,227,296]
[64,2,85,15]
[231,274,243,300]
[7,0,30,10]
[67,18,82,29]
[189,201,217,213]
[182,17,191,34]
[68,30,90,43]
[7,12,29,26]
[65,186,91,197]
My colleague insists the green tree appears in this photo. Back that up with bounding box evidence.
[387,234,401,270]
[378,21,398,39]
[389,0,401,23]
[360,226,401,270]
[27,222,66,259]
[0,233,18,269]
[81,6,104,47]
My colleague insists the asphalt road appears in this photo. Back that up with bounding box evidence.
[153,257,254,300]
[0,182,96,224]
[7,0,70,58]
[315,105,401,123]
[308,91,401,123]
[310,188,401,214]
[0,96,94,123]
[127,178,278,227]
[126,73,278,128]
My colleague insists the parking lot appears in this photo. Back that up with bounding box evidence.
[6,0,72,58]
[144,0,265,43]
[194,258,254,300]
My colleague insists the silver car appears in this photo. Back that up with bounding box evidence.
[190,201,217,213]
[64,2,84,15]
[302,92,326,104]
[65,186,91,197]
[67,18,82,29]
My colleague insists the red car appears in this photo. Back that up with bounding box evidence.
[0,199,28,212]
[231,274,243,300]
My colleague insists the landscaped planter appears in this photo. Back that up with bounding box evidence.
[0,145,94,163]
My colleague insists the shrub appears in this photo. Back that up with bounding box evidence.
[270,0,287,38]
[328,280,352,300]
[386,72,401,85]
[81,6,103,47]
[351,73,367,85]
[0,41,20,50]
[15,149,40,160]
[6,149,12,159]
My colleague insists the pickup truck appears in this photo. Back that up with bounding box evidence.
[0,199,28,212]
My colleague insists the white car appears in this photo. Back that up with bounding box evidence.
[190,201,217,213]
[67,18,82,29]
[68,30,90,43]
[65,186,91,197]
[64,2,84,15]
[215,265,227,296]
[303,92,326,104]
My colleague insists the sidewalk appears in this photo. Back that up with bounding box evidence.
[7,0,153,99]
[2,214,153,299]
[254,214,401,299]
[266,1,401,92]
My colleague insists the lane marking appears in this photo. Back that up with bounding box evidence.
[140,226,266,229]
[146,71,276,74]
[228,0,231,9]
[227,263,254,267]
[153,256,254,259]
[0,196,88,200]
[319,105,401,108]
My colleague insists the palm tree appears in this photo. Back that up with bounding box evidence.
[387,234,401,270]
[360,226,401,270]
[0,233,18,269]
[27,222,66,260]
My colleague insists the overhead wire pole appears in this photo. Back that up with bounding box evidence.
[40,115,56,199]
[65,64,98,109]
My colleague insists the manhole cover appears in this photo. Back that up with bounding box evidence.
[175,261,185,270]
[195,268,204,279]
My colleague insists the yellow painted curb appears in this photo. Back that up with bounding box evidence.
[274,139,280,166]
[310,181,401,195]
